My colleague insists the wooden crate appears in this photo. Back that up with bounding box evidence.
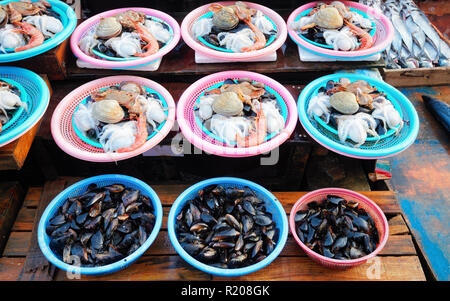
[0,180,428,281]
[382,66,450,87]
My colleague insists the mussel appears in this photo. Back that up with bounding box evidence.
[176,185,277,269]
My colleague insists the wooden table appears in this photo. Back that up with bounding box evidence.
[0,179,427,281]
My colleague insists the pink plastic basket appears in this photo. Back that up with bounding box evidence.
[287,1,394,59]
[177,71,298,157]
[70,8,181,68]
[289,188,389,269]
[181,1,287,61]
[51,76,175,162]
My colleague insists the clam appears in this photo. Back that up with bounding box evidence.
[313,7,343,29]
[96,17,122,39]
[212,91,243,117]
[330,91,359,114]
[212,7,239,31]
[120,81,144,94]
[92,99,125,124]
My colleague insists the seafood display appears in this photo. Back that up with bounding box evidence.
[73,81,167,153]
[0,0,63,53]
[175,185,278,269]
[0,79,27,133]
[294,195,379,260]
[307,77,403,147]
[78,9,173,59]
[191,1,277,52]
[194,78,285,147]
[47,183,156,267]
[360,0,450,68]
[290,1,374,51]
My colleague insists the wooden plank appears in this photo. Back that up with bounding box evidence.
[0,182,24,255]
[389,215,410,236]
[3,231,31,257]
[23,187,43,208]
[0,120,41,170]
[18,179,67,281]
[54,256,211,281]
[0,258,25,281]
[212,256,426,281]
[11,208,35,231]
[382,66,450,87]
[154,186,400,214]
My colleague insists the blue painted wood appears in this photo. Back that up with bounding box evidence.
[389,86,450,281]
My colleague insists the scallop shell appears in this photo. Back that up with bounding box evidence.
[212,92,243,117]
[313,7,343,29]
[213,7,239,31]
[96,17,122,39]
[330,91,359,114]
[92,99,125,124]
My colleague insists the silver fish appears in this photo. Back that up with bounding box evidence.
[386,4,414,55]
[424,40,439,62]
[404,15,425,57]
[403,2,441,59]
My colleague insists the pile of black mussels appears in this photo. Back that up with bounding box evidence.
[176,185,278,269]
[295,195,379,260]
[47,183,156,267]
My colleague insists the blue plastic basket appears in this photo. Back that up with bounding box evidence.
[194,79,288,146]
[197,11,277,53]
[295,7,376,49]
[37,174,163,276]
[298,73,419,159]
[167,177,288,277]
[0,66,50,147]
[72,86,169,149]
[0,77,28,131]
[0,0,77,63]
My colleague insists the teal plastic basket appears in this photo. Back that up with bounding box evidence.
[0,0,77,63]
[298,73,419,159]
[197,11,277,53]
[0,77,28,132]
[194,79,288,146]
[311,83,403,142]
[0,66,50,147]
[72,86,169,149]
[295,7,376,49]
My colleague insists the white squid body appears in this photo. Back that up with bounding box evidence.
[251,11,274,35]
[0,25,25,53]
[210,114,251,145]
[98,121,137,153]
[73,102,99,134]
[78,30,99,54]
[144,19,172,44]
[307,92,331,123]
[289,15,314,32]
[196,94,217,121]
[192,17,213,38]
[139,96,167,130]
[0,90,27,121]
[105,32,142,58]
[335,113,379,148]
[371,96,403,134]
[323,27,359,51]
[23,15,63,38]
[261,100,285,134]
[218,28,255,53]
[348,11,373,29]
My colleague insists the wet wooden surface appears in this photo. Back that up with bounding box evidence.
[0,181,427,281]
[388,85,450,281]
